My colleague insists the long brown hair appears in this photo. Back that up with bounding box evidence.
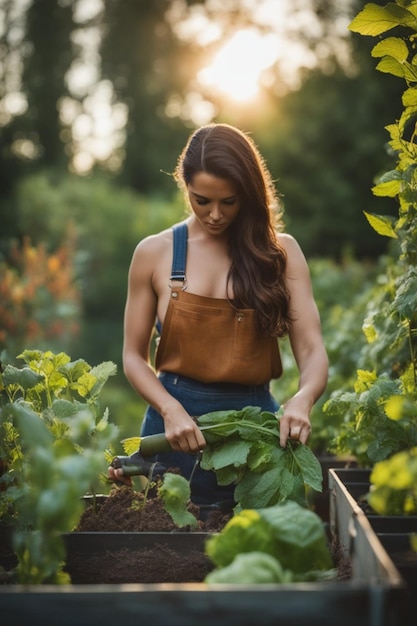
[174,123,291,337]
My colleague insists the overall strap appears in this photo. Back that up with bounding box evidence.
[170,223,188,288]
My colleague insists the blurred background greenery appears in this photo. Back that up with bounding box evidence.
[0,0,401,446]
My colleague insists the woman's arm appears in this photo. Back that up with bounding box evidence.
[277,234,329,448]
[122,236,206,452]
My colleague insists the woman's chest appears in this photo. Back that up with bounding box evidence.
[156,240,231,297]
[187,245,231,298]
[153,238,232,325]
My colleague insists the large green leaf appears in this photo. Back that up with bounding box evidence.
[206,502,333,575]
[11,402,52,447]
[212,465,240,486]
[90,361,117,383]
[402,86,417,106]
[371,179,401,198]
[389,268,417,317]
[349,3,417,36]
[205,551,294,584]
[158,473,198,528]
[52,399,80,418]
[200,438,251,470]
[59,359,91,381]
[2,365,44,390]
[372,36,409,61]
[364,211,398,237]
[293,445,323,492]
[376,57,417,81]
[234,465,283,508]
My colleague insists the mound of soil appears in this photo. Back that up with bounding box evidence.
[75,484,233,533]
[66,484,232,584]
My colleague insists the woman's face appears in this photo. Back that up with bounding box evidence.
[187,171,241,236]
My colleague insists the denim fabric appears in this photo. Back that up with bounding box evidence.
[140,372,279,505]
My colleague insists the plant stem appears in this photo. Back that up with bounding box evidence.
[199,420,280,440]
[407,319,417,387]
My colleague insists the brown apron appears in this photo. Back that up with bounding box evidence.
[155,287,282,386]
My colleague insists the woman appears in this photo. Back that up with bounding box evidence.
[109,123,328,505]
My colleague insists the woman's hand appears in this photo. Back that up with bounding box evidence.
[107,466,133,486]
[279,396,312,448]
[161,402,207,453]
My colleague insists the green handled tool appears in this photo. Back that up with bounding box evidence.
[110,433,173,477]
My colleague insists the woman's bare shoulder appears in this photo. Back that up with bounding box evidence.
[132,227,173,259]
[277,232,309,274]
[277,232,303,255]
[126,230,173,286]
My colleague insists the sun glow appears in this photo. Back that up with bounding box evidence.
[198,29,280,102]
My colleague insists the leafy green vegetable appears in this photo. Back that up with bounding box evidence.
[205,501,334,582]
[115,407,322,509]
[197,406,323,508]
[205,551,294,584]
[158,472,198,528]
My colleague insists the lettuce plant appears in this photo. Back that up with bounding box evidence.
[205,500,335,584]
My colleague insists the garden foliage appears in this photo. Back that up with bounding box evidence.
[368,446,417,515]
[0,234,81,357]
[205,500,335,584]
[119,405,324,511]
[322,0,417,511]
[198,406,322,509]
[0,350,118,583]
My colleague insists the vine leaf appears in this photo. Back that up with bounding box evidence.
[364,211,398,237]
[349,3,417,37]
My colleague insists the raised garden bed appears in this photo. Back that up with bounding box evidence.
[64,486,230,585]
[329,467,416,626]
[0,471,409,626]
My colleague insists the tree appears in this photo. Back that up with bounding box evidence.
[99,0,195,193]
[19,0,74,168]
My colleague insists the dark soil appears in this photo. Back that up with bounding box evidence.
[65,484,232,584]
[66,543,214,584]
[74,484,232,533]
[1,483,353,585]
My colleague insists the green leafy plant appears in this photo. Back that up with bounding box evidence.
[206,551,295,584]
[0,349,118,583]
[111,433,200,528]
[158,472,198,528]
[119,406,323,511]
[204,500,335,584]
[366,445,417,554]
[324,367,417,466]
[323,0,417,467]
[273,256,379,455]
[368,446,417,515]
[198,406,323,508]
